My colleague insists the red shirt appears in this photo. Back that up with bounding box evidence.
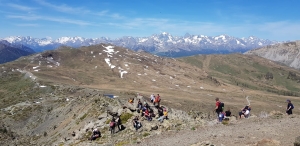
[216,101,220,107]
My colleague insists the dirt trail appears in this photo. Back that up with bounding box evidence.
[128,115,300,146]
[203,55,211,71]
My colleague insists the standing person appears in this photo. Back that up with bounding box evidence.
[150,94,155,103]
[286,99,294,115]
[156,94,161,107]
[109,118,116,134]
[115,116,122,131]
[215,98,223,122]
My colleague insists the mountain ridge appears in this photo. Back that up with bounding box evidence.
[1,33,281,57]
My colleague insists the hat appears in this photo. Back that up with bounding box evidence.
[286,99,291,102]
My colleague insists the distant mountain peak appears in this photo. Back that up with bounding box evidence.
[0,33,281,57]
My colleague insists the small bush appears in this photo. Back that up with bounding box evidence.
[120,113,133,123]
[116,141,129,146]
[142,132,150,137]
[191,127,196,130]
[80,113,88,120]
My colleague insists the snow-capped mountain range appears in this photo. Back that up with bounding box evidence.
[1,32,281,57]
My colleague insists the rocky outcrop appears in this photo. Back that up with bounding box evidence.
[245,41,300,69]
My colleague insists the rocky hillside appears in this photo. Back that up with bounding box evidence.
[245,41,300,69]
[0,40,35,64]
[1,44,300,145]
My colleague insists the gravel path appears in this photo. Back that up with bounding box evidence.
[128,115,300,146]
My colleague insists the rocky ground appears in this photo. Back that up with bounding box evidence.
[127,113,300,146]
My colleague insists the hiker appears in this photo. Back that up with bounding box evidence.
[286,99,294,115]
[90,128,101,141]
[128,98,134,104]
[155,94,161,107]
[144,108,152,121]
[132,116,142,131]
[225,108,231,117]
[239,105,251,119]
[150,94,155,103]
[109,118,116,134]
[137,99,143,110]
[157,106,164,118]
[115,116,122,131]
[158,108,168,123]
[215,97,224,122]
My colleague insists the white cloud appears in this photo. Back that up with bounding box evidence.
[7,3,38,11]
[14,23,39,27]
[34,0,90,14]
[7,14,91,26]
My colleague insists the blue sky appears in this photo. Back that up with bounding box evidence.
[0,0,300,41]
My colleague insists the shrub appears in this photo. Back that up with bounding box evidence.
[120,113,133,123]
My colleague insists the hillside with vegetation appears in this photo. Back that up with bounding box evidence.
[0,44,300,145]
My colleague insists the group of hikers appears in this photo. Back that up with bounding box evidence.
[215,97,295,122]
[128,93,168,131]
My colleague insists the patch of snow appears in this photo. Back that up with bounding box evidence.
[39,61,41,65]
[187,86,191,88]
[34,69,39,72]
[40,86,47,88]
[93,55,96,58]
[175,85,179,87]
[111,65,116,69]
[47,65,53,68]
[91,51,93,54]
[66,98,69,101]
[152,79,156,82]
[200,87,204,89]
[99,53,102,55]
[56,62,60,66]
[125,64,128,67]
[95,66,97,69]
[138,73,142,75]
[33,66,39,69]
[120,70,128,78]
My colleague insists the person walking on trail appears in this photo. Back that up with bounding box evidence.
[215,97,223,122]
[286,99,294,115]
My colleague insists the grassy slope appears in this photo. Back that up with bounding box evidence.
[180,54,300,96]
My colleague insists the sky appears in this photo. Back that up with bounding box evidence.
[0,0,300,41]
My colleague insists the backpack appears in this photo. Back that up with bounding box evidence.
[291,104,294,109]
[109,121,115,127]
[218,102,224,112]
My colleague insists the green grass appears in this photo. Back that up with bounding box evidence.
[120,113,133,123]
[79,113,88,120]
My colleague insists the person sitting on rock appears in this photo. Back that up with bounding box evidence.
[132,116,142,131]
[225,108,231,117]
[157,107,164,118]
[158,109,168,123]
[128,98,134,104]
[239,105,251,119]
[144,109,152,121]
[137,99,143,110]
[90,128,101,141]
